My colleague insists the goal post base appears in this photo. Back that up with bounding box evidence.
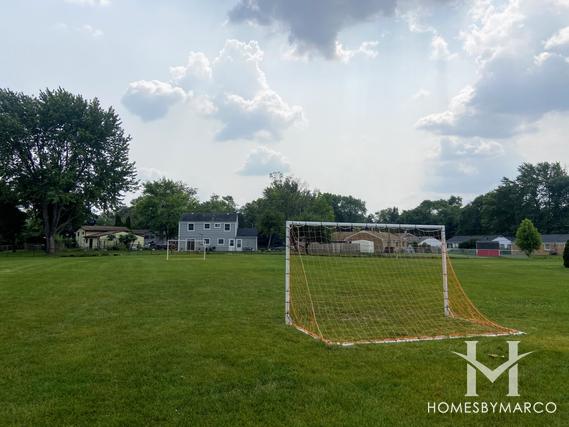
[290,322,524,346]
[166,239,207,261]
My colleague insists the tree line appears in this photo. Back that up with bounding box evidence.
[1,88,568,252]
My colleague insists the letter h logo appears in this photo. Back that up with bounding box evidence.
[452,341,532,397]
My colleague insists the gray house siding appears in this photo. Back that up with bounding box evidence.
[177,213,258,252]
[178,220,238,252]
[239,236,257,251]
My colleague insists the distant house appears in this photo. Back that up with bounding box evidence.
[331,230,421,254]
[75,226,145,249]
[447,235,513,250]
[178,212,258,252]
[478,235,514,250]
[540,234,569,254]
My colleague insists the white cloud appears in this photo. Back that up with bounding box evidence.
[418,0,569,139]
[544,26,569,50]
[79,24,104,38]
[170,51,212,90]
[215,90,304,141]
[64,0,110,6]
[122,39,305,140]
[335,41,379,63]
[412,88,430,100]
[122,80,187,121]
[238,146,291,176]
[53,22,104,39]
[430,35,455,61]
[459,0,525,64]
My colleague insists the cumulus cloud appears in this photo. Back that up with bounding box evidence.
[215,90,303,141]
[170,51,213,90]
[238,146,291,176]
[544,26,569,50]
[228,0,397,60]
[122,80,187,121]
[122,39,304,140]
[418,0,569,139]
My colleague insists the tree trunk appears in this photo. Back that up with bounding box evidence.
[42,203,60,255]
[266,233,273,249]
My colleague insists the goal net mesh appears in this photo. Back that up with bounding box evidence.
[166,239,206,260]
[287,223,519,345]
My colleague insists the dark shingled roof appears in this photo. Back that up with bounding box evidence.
[180,212,238,222]
[237,227,258,237]
[541,234,569,243]
[447,235,480,244]
[447,234,514,243]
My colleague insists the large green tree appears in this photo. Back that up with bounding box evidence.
[131,178,199,239]
[198,194,237,213]
[321,193,367,223]
[0,88,137,253]
[373,207,400,224]
[241,173,334,248]
[398,196,463,237]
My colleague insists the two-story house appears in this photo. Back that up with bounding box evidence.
[178,212,258,252]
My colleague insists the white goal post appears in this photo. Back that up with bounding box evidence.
[166,239,207,261]
[285,220,519,345]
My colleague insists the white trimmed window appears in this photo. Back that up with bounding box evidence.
[204,223,211,230]
[224,223,231,232]
[217,238,225,245]
[188,223,195,231]
[214,223,221,229]
[203,238,210,245]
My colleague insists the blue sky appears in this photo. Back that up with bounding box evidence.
[2,0,569,211]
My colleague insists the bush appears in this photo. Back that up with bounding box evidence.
[564,240,569,268]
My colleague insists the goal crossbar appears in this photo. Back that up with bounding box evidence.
[286,220,444,230]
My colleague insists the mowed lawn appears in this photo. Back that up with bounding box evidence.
[0,253,567,426]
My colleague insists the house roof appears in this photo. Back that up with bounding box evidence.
[131,229,150,236]
[237,227,258,237]
[478,235,514,242]
[80,225,129,232]
[447,234,514,243]
[541,234,569,243]
[180,212,238,222]
[447,235,480,244]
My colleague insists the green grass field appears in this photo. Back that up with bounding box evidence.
[0,253,567,426]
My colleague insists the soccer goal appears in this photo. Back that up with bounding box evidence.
[166,239,207,261]
[285,221,520,345]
